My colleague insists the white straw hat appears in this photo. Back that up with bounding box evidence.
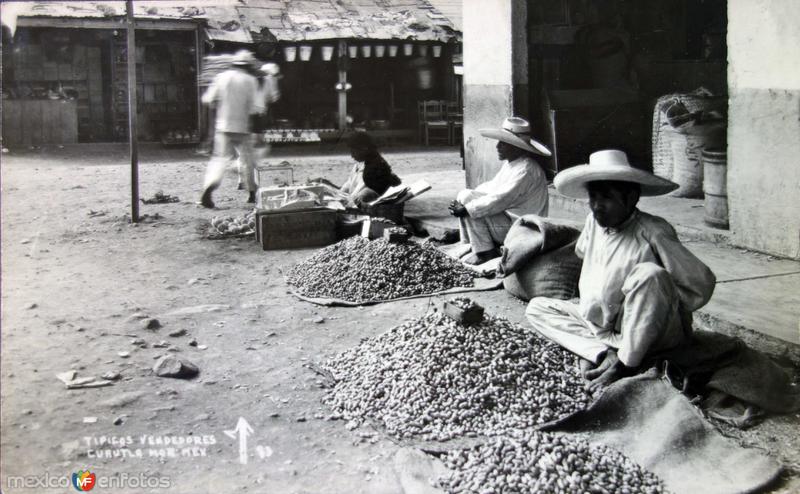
[554,149,678,198]
[479,117,552,157]
[231,49,256,66]
[260,63,280,75]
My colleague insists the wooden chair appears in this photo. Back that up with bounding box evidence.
[445,101,463,146]
[418,100,450,145]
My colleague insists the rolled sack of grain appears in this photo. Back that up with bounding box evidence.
[503,240,582,302]
[668,120,726,199]
[499,216,582,301]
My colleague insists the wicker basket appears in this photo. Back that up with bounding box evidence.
[651,91,725,180]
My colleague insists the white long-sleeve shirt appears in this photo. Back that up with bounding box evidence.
[202,68,262,133]
[576,209,716,331]
[463,155,549,219]
[340,163,366,196]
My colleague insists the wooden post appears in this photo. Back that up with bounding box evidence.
[337,40,347,130]
[195,26,203,138]
[126,0,140,222]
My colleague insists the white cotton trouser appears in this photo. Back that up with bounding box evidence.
[204,131,256,192]
[457,189,513,254]
[525,262,689,367]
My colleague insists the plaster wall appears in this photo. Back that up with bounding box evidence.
[727,0,800,259]
[463,0,512,87]
[462,0,528,187]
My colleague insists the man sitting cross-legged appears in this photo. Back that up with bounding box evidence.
[525,150,716,391]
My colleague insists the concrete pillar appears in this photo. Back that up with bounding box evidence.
[462,0,528,188]
[727,0,800,259]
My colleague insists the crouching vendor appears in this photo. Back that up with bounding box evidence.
[312,131,401,208]
[449,117,551,265]
[525,150,716,391]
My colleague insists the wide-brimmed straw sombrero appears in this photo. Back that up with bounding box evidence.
[479,117,552,157]
[554,149,679,198]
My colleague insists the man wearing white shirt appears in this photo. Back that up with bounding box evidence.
[449,117,552,264]
[525,150,716,390]
[200,50,263,208]
[237,62,281,190]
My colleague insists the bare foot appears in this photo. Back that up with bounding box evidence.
[585,351,624,393]
[578,358,594,378]
[586,363,625,393]
[584,349,616,379]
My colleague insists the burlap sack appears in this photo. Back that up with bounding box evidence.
[503,240,582,301]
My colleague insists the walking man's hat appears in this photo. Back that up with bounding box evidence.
[231,49,256,67]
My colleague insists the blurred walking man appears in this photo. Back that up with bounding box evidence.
[200,50,263,208]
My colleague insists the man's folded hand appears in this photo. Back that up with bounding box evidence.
[449,200,468,218]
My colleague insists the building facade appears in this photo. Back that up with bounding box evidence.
[1,1,462,146]
[462,0,798,259]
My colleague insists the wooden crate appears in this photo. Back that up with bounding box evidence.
[443,300,485,325]
[255,185,325,210]
[360,217,395,239]
[256,165,294,187]
[255,209,337,250]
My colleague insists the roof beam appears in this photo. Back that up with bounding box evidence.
[16,17,198,31]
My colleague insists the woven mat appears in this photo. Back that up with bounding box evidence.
[286,276,502,307]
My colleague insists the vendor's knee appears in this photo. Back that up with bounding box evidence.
[354,187,379,206]
[623,262,673,292]
[456,189,476,203]
[526,296,560,317]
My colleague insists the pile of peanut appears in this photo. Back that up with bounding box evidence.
[286,237,475,302]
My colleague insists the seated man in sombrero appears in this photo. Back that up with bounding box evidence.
[449,117,552,264]
[525,149,716,391]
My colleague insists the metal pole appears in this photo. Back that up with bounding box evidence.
[126,0,140,222]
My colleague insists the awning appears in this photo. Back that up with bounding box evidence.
[2,0,460,43]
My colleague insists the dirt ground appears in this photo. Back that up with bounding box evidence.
[1,144,798,493]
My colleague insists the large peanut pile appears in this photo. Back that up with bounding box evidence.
[285,237,475,303]
[441,430,666,494]
[323,309,591,441]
